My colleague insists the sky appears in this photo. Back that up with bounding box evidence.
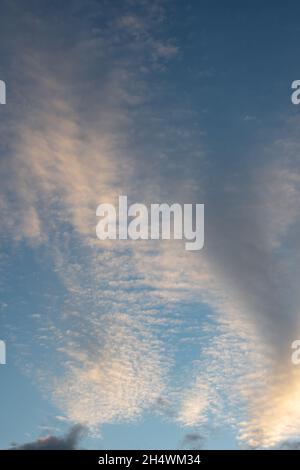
[1,0,300,450]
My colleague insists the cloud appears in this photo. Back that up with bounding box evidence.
[0,0,184,433]
[11,425,85,450]
[277,440,300,450]
[152,42,178,59]
[177,379,211,428]
[174,116,300,447]
[180,433,204,450]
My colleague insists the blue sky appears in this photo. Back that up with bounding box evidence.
[1,0,300,450]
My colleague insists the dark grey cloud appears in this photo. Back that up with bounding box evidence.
[277,440,300,450]
[180,433,204,450]
[11,425,85,450]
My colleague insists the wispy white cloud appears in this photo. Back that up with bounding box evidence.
[0,0,186,434]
